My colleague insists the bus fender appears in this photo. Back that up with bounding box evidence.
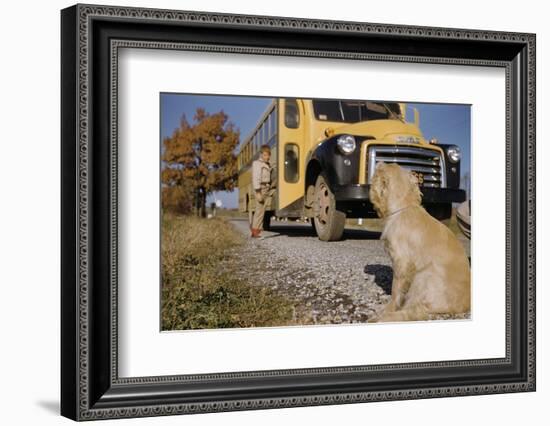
[307,135,363,190]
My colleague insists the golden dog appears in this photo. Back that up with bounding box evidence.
[369,163,470,322]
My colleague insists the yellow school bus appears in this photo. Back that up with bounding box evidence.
[237,98,465,241]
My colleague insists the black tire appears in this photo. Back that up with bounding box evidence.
[425,203,452,221]
[310,217,317,233]
[313,174,346,241]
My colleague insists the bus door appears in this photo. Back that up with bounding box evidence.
[277,99,305,213]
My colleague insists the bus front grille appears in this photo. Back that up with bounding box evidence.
[367,146,446,188]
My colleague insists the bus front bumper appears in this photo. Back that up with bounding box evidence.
[333,184,466,204]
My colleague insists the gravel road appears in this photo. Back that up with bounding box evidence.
[222,218,470,325]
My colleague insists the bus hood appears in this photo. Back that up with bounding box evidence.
[329,119,423,142]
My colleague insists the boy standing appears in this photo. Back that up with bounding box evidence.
[251,145,275,238]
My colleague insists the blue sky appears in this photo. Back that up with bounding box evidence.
[161,93,470,209]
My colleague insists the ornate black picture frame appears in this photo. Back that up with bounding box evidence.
[61,4,536,421]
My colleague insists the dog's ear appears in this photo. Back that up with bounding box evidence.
[406,170,422,202]
[375,162,389,190]
[377,169,389,196]
[369,163,390,217]
[408,171,419,187]
[375,161,386,171]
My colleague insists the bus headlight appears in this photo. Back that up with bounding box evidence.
[447,145,461,163]
[336,135,356,155]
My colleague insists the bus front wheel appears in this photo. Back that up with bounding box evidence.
[313,174,346,241]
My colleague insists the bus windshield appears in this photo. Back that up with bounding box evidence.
[312,100,402,123]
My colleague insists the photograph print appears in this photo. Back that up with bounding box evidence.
[160,94,471,331]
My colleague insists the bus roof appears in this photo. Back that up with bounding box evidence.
[237,98,277,154]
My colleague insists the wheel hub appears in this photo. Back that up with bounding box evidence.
[316,182,330,225]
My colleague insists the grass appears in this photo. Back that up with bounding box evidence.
[161,213,295,330]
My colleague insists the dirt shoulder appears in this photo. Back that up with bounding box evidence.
[225,219,470,324]
[223,219,393,324]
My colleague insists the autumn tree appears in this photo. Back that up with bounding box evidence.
[162,108,239,217]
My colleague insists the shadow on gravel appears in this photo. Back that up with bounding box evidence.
[364,264,393,295]
[257,233,282,240]
[267,224,381,240]
[342,229,382,240]
[266,225,315,237]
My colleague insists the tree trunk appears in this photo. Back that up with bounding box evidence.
[196,187,207,218]
[199,194,206,218]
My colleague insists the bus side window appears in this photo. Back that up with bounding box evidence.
[284,143,299,183]
[269,110,277,141]
[262,123,267,147]
[284,99,300,129]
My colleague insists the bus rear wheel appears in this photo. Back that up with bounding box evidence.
[313,174,346,241]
